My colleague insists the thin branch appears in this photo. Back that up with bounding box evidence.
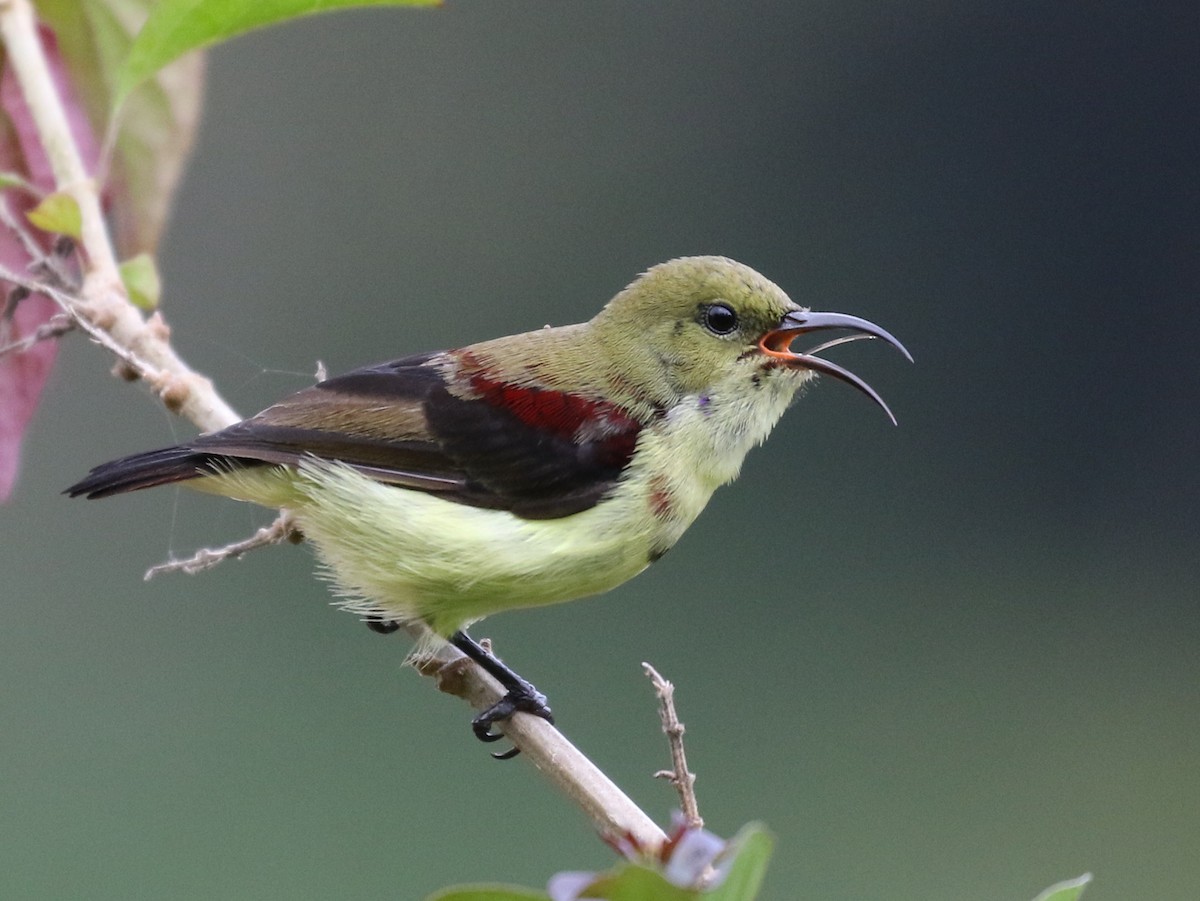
[0,308,72,357]
[643,663,702,829]
[0,196,76,353]
[0,196,47,265]
[144,512,300,579]
[0,0,668,855]
[0,196,80,292]
[0,265,160,379]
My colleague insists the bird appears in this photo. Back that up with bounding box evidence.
[67,256,911,755]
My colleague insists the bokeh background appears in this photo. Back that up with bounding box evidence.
[3,1,1197,899]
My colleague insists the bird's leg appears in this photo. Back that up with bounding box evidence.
[450,629,554,760]
[365,615,401,635]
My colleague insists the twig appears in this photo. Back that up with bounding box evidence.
[0,0,668,855]
[0,264,160,380]
[0,195,46,262]
[643,663,702,829]
[144,512,300,579]
[0,196,78,353]
[0,195,77,291]
[0,308,72,357]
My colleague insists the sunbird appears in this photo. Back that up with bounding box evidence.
[68,256,910,753]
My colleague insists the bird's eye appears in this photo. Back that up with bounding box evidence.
[702,303,739,335]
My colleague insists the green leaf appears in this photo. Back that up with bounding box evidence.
[114,0,440,108]
[26,190,82,238]
[425,885,550,901]
[118,252,162,310]
[581,864,696,901]
[709,824,774,901]
[1031,873,1092,901]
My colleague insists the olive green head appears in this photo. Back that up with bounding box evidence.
[591,255,805,403]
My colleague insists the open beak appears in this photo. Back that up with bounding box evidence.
[759,310,913,425]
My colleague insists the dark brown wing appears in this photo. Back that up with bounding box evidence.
[67,351,651,520]
[195,352,468,494]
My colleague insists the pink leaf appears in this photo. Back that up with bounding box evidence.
[0,25,100,501]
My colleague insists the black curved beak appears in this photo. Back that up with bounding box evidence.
[759,310,913,425]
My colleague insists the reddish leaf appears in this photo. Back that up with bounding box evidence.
[0,25,99,500]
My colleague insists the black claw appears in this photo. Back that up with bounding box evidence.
[471,690,553,734]
[470,689,554,760]
[450,629,555,761]
[472,712,508,744]
[366,617,401,635]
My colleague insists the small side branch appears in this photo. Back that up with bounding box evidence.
[643,662,702,829]
[0,265,159,380]
[0,199,78,355]
[0,307,72,357]
[144,512,300,579]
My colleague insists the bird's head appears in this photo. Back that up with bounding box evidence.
[591,256,911,422]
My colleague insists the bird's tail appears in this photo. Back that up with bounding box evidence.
[65,445,215,499]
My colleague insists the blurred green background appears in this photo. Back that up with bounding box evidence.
[3,1,1197,899]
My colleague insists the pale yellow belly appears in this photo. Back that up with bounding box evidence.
[203,459,688,636]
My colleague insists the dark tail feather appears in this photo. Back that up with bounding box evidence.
[65,445,216,499]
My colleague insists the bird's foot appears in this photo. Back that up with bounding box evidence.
[472,681,554,760]
[450,629,554,760]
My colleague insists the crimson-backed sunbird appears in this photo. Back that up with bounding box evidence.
[68,256,911,752]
